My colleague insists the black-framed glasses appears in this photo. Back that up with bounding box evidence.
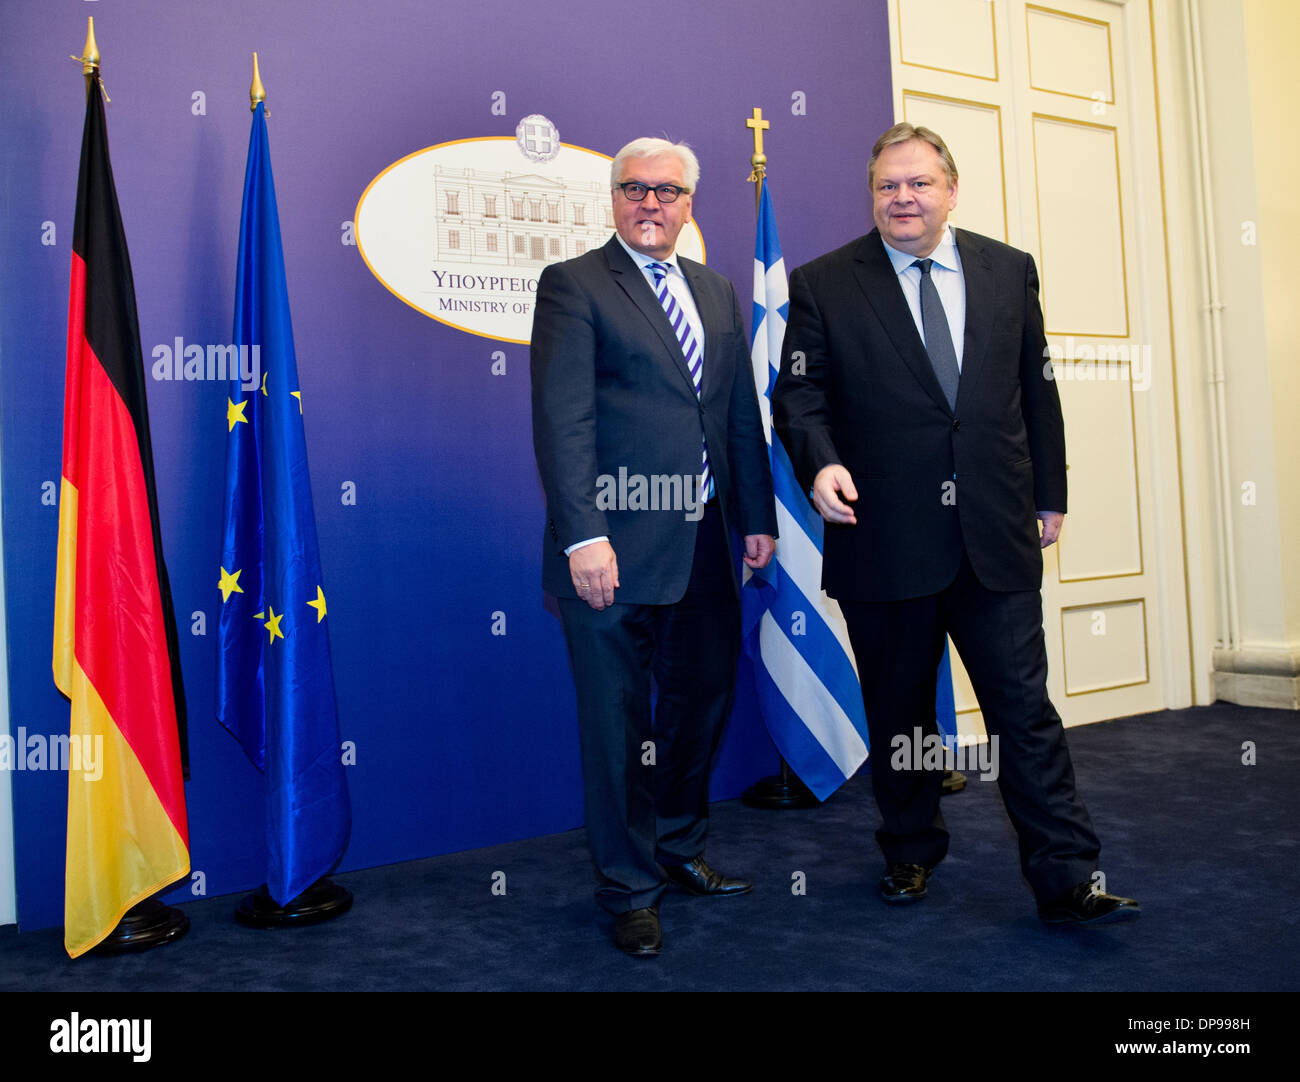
[616,182,688,203]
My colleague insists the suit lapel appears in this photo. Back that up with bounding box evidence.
[603,237,699,397]
[953,228,993,409]
[852,231,952,414]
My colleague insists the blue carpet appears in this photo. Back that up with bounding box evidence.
[1,702,1295,992]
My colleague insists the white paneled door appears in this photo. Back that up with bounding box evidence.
[888,0,1191,730]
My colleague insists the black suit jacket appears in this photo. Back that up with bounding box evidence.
[531,236,776,605]
[772,227,1065,602]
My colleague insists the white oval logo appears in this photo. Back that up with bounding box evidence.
[355,135,707,344]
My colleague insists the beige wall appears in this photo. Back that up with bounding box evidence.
[1188,0,1300,704]
[1243,0,1300,645]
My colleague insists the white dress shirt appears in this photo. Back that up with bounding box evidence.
[880,224,966,371]
[613,232,706,360]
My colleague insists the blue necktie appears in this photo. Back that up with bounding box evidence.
[913,258,960,411]
[647,261,712,500]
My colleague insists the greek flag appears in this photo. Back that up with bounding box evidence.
[742,179,957,800]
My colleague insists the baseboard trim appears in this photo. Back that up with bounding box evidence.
[1212,645,1300,709]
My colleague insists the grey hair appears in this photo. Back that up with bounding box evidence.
[610,137,700,193]
[867,123,958,188]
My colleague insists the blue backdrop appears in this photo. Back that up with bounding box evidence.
[0,0,893,931]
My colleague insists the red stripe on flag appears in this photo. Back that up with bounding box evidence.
[62,254,88,491]
[65,255,188,842]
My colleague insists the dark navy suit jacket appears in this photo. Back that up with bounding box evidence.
[531,236,776,604]
[773,227,1066,602]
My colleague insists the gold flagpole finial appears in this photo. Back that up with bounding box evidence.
[80,16,100,77]
[746,107,771,212]
[250,51,266,111]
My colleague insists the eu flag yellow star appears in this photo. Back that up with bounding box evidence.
[306,585,327,623]
[218,566,244,602]
[256,606,285,644]
[227,397,250,431]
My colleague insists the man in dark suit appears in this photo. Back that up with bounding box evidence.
[772,123,1138,925]
[531,137,777,957]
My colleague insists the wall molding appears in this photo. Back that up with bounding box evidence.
[1212,645,1300,709]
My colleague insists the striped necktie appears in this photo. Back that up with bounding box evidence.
[647,261,712,501]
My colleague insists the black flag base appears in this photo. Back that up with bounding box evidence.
[234,877,352,928]
[942,769,967,795]
[90,897,190,956]
[742,760,819,810]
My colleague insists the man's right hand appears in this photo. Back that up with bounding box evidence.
[570,541,619,611]
[812,464,858,525]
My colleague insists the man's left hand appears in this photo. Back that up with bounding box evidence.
[1038,511,1064,549]
[744,534,776,570]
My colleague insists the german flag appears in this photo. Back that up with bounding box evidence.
[52,73,190,959]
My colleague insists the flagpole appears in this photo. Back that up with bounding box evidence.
[736,108,967,805]
[745,106,768,214]
[63,19,192,956]
[739,107,818,811]
[227,52,354,929]
[79,17,99,85]
[250,50,265,111]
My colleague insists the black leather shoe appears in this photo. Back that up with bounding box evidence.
[664,856,752,896]
[1038,882,1141,925]
[879,862,930,904]
[613,907,662,957]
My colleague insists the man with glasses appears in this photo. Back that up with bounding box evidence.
[531,137,776,957]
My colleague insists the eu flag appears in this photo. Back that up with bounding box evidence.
[217,101,350,905]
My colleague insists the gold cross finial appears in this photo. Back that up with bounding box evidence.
[746,107,771,192]
[747,107,770,159]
